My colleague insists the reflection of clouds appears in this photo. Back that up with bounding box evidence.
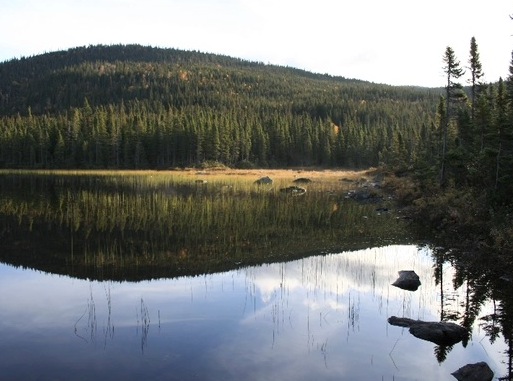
[0,268,99,328]
[0,244,509,380]
[251,275,302,303]
[212,245,506,380]
[325,298,346,311]
[244,245,438,320]
[233,245,440,365]
[0,245,441,333]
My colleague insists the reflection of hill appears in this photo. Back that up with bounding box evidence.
[0,239,405,282]
[0,218,412,282]
[0,173,414,282]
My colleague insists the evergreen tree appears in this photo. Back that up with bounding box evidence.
[496,51,513,199]
[494,78,508,193]
[440,46,465,187]
[0,44,440,170]
[468,37,485,123]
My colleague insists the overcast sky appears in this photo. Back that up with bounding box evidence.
[0,0,511,87]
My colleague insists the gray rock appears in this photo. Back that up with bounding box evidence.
[392,270,421,291]
[254,176,273,185]
[347,189,383,203]
[280,186,306,196]
[388,316,468,346]
[451,362,494,381]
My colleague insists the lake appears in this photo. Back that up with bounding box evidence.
[0,171,511,380]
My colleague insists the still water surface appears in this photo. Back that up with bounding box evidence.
[0,245,507,381]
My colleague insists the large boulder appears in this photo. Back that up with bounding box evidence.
[388,316,469,346]
[451,362,494,381]
[392,270,421,291]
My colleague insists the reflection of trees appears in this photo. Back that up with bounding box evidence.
[489,276,513,381]
[434,344,453,363]
[431,243,513,379]
[432,247,448,321]
[429,246,461,362]
[431,245,494,327]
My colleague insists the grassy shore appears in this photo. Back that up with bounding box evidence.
[0,166,412,281]
[0,167,375,181]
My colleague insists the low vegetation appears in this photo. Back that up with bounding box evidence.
[0,168,412,281]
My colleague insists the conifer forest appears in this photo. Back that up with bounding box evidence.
[0,42,512,204]
[0,44,440,170]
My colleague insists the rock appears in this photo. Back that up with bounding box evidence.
[388,316,469,346]
[409,321,468,346]
[293,177,312,184]
[346,189,383,203]
[280,186,306,196]
[451,362,494,381]
[388,316,417,327]
[254,176,273,185]
[392,270,421,291]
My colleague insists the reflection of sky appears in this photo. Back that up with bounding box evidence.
[0,245,508,381]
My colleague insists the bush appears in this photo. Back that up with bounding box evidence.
[196,161,228,170]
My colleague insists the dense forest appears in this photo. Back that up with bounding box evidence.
[2,42,513,207]
[0,44,441,170]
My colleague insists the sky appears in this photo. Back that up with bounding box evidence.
[0,0,511,87]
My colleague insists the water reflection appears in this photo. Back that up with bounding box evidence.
[0,172,411,281]
[0,245,508,380]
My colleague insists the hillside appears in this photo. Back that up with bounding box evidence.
[0,44,441,169]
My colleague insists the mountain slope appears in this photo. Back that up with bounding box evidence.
[0,44,440,169]
[0,44,437,116]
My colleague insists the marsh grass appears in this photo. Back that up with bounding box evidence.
[0,168,411,280]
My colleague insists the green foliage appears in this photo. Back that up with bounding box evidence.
[0,44,439,170]
[397,36,513,262]
[414,39,513,206]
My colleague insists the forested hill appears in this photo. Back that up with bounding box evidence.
[0,44,441,169]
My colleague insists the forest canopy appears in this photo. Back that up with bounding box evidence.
[0,44,441,169]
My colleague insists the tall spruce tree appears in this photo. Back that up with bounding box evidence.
[468,37,485,121]
[496,51,513,198]
[440,46,465,187]
[494,78,508,193]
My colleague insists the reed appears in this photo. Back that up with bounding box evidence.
[0,168,413,280]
